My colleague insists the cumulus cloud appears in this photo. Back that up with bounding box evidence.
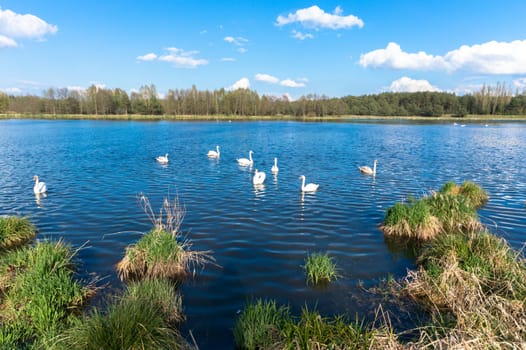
[359,42,446,70]
[360,40,526,75]
[0,7,57,46]
[389,77,441,92]
[0,34,17,47]
[292,30,314,40]
[255,73,307,88]
[513,77,526,90]
[136,53,158,61]
[229,77,250,90]
[276,5,363,30]
[137,47,208,68]
[280,79,306,88]
[255,73,279,84]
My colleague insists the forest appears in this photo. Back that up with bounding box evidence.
[1,82,525,117]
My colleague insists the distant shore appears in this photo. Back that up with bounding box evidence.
[1,113,526,122]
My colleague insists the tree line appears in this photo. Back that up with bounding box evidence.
[1,82,525,117]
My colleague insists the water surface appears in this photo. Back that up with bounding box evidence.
[1,119,525,348]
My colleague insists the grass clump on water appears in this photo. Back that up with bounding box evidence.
[382,181,485,241]
[0,239,92,348]
[54,278,188,350]
[116,194,213,281]
[0,216,36,250]
[303,252,340,286]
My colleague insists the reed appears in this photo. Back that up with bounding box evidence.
[0,239,91,348]
[382,198,441,240]
[303,252,340,285]
[0,216,36,250]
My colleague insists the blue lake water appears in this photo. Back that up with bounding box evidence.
[1,119,525,348]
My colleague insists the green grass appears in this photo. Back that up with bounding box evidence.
[54,279,187,350]
[0,239,91,348]
[233,299,291,350]
[439,180,489,208]
[0,216,36,250]
[234,300,379,350]
[303,252,340,286]
[116,228,190,281]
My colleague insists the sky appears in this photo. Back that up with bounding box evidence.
[1,0,526,100]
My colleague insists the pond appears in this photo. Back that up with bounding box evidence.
[1,119,525,348]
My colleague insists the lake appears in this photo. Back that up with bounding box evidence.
[1,119,525,348]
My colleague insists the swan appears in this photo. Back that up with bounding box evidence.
[207,145,220,158]
[156,153,169,164]
[271,157,279,174]
[33,175,47,194]
[299,175,319,192]
[237,150,253,166]
[359,159,377,176]
[253,169,266,185]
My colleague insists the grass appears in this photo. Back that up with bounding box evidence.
[234,299,388,350]
[303,252,340,286]
[439,180,489,208]
[0,216,36,250]
[0,239,92,348]
[54,278,188,350]
[233,299,291,350]
[116,194,213,281]
[382,182,485,241]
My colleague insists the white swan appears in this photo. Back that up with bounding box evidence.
[359,159,377,176]
[271,157,279,174]
[253,169,266,185]
[33,175,47,194]
[207,145,220,158]
[299,175,319,192]
[156,153,169,164]
[237,150,253,166]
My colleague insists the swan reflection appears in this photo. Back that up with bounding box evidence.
[35,192,47,207]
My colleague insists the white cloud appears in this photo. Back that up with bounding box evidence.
[229,77,250,90]
[237,47,247,54]
[0,87,22,94]
[221,57,236,62]
[0,7,57,39]
[359,42,446,70]
[224,36,248,46]
[255,73,279,84]
[280,79,306,88]
[292,30,314,40]
[138,47,208,68]
[389,77,441,92]
[137,53,157,61]
[360,40,526,75]
[0,34,17,47]
[276,5,363,30]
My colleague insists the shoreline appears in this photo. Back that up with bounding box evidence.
[1,113,526,122]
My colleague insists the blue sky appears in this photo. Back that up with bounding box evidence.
[1,1,526,99]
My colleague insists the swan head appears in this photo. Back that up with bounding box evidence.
[33,175,39,181]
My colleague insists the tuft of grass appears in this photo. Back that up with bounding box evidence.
[382,199,441,241]
[117,193,213,281]
[233,299,290,350]
[0,239,92,348]
[0,216,36,250]
[303,252,340,286]
[122,278,184,323]
[440,180,489,208]
[55,286,187,350]
[282,306,375,350]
